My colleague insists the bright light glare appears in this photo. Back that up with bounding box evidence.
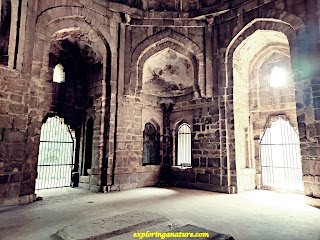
[270,66,287,87]
[53,64,65,83]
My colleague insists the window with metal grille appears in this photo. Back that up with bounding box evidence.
[259,115,303,191]
[143,123,160,165]
[36,115,75,190]
[177,123,191,166]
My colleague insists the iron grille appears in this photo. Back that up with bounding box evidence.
[177,123,192,166]
[259,115,303,191]
[36,116,75,190]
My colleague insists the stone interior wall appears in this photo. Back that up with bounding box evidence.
[170,96,230,192]
[0,0,319,207]
[0,67,39,206]
[110,96,161,191]
[296,77,320,207]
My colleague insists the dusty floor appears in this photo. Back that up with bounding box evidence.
[0,187,319,240]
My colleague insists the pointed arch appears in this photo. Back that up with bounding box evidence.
[223,10,306,89]
[220,9,306,192]
[129,29,205,97]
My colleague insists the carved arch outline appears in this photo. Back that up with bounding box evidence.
[130,29,205,98]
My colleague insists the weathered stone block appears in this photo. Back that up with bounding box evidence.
[0,175,9,184]
[23,172,32,181]
[9,104,27,114]
[3,129,27,142]
[8,182,20,197]
[193,125,200,132]
[0,115,12,128]
[4,163,23,173]
[10,94,23,102]
[192,158,199,167]
[313,97,320,109]
[208,158,220,167]
[312,184,320,198]
[200,157,206,167]
[13,116,27,129]
[19,181,35,196]
[9,173,24,182]
[210,174,220,185]
[90,175,99,186]
[10,145,25,159]
[196,173,209,183]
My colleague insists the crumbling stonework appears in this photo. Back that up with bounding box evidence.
[0,0,319,207]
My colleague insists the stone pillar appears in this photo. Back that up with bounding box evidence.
[205,23,214,97]
[159,103,173,185]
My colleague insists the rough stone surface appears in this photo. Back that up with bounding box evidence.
[0,0,319,207]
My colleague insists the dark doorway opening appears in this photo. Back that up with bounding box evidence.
[83,118,94,176]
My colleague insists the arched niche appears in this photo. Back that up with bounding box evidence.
[142,48,194,97]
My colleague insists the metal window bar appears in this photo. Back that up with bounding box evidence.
[259,116,303,191]
[36,116,75,190]
[177,123,191,166]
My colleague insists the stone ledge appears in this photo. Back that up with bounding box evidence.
[0,194,36,207]
[305,196,320,208]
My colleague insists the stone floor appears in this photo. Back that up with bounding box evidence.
[0,187,319,240]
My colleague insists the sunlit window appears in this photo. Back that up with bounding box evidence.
[53,64,65,83]
[269,66,287,87]
[177,123,191,166]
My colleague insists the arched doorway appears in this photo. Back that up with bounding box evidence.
[260,116,303,191]
[231,29,301,192]
[36,115,75,190]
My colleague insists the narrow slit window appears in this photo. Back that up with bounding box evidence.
[53,64,65,83]
[177,123,191,166]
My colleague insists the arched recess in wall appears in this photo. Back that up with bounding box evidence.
[232,30,299,192]
[0,0,11,65]
[223,10,306,192]
[143,123,160,165]
[130,29,205,98]
[33,6,115,190]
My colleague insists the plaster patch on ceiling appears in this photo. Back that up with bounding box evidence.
[142,48,194,96]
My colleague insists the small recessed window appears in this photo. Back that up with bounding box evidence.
[269,66,287,87]
[53,64,65,83]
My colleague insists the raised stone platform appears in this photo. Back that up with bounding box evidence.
[54,211,234,240]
